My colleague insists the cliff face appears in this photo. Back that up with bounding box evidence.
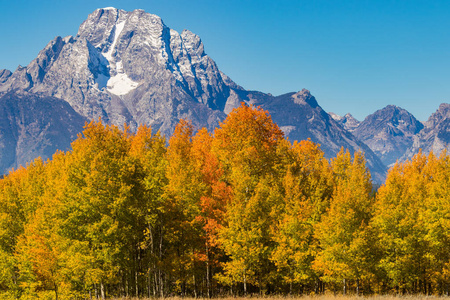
[0,7,390,181]
[329,112,360,132]
[353,105,424,166]
[0,8,229,134]
[227,89,387,182]
[402,104,450,161]
[0,92,86,173]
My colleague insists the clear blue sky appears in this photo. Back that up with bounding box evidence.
[1,0,449,121]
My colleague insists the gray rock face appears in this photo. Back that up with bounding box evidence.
[0,7,389,181]
[353,105,424,167]
[0,69,12,84]
[0,7,228,134]
[0,92,86,174]
[402,103,450,161]
[224,88,387,182]
[329,112,360,132]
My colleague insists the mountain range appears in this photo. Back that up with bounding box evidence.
[0,7,449,182]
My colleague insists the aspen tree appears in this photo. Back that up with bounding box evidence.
[314,149,375,295]
[213,103,284,293]
[271,140,333,293]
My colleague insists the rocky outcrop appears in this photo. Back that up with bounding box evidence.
[329,112,361,132]
[0,7,390,181]
[0,92,86,173]
[353,105,424,166]
[402,103,450,161]
[226,88,387,182]
[0,69,12,84]
[0,8,229,134]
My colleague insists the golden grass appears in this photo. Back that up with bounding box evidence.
[111,295,444,300]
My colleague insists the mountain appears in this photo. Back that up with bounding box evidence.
[402,103,450,161]
[0,92,86,173]
[329,112,360,132]
[0,7,387,181]
[0,8,228,134]
[230,89,387,182]
[353,105,424,167]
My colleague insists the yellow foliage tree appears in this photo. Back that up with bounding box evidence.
[271,139,333,293]
[214,103,285,294]
[314,149,375,295]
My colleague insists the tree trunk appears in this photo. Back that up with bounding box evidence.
[54,285,58,300]
[243,270,247,296]
[100,281,105,300]
[135,269,139,298]
[159,226,164,298]
[424,278,427,295]
[120,271,125,298]
[193,274,198,298]
[343,278,346,295]
[148,269,151,298]
[154,270,158,297]
[12,268,17,286]
[159,269,164,298]
[206,243,211,298]
[356,278,360,296]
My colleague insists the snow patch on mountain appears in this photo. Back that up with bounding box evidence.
[107,68,139,95]
[103,21,125,61]
[97,20,139,96]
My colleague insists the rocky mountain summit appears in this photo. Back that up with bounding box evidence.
[0,8,229,133]
[0,7,390,180]
[353,105,424,167]
[246,89,386,182]
[402,104,450,161]
[334,104,450,168]
[329,112,360,132]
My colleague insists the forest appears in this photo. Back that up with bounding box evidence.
[0,104,449,299]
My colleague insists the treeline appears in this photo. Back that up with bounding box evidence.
[0,104,449,299]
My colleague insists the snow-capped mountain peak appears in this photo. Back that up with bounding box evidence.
[74,8,229,108]
[0,7,390,181]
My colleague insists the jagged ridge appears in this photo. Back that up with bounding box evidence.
[0,7,391,181]
[354,105,424,166]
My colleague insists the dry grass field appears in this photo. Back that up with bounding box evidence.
[110,296,446,300]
